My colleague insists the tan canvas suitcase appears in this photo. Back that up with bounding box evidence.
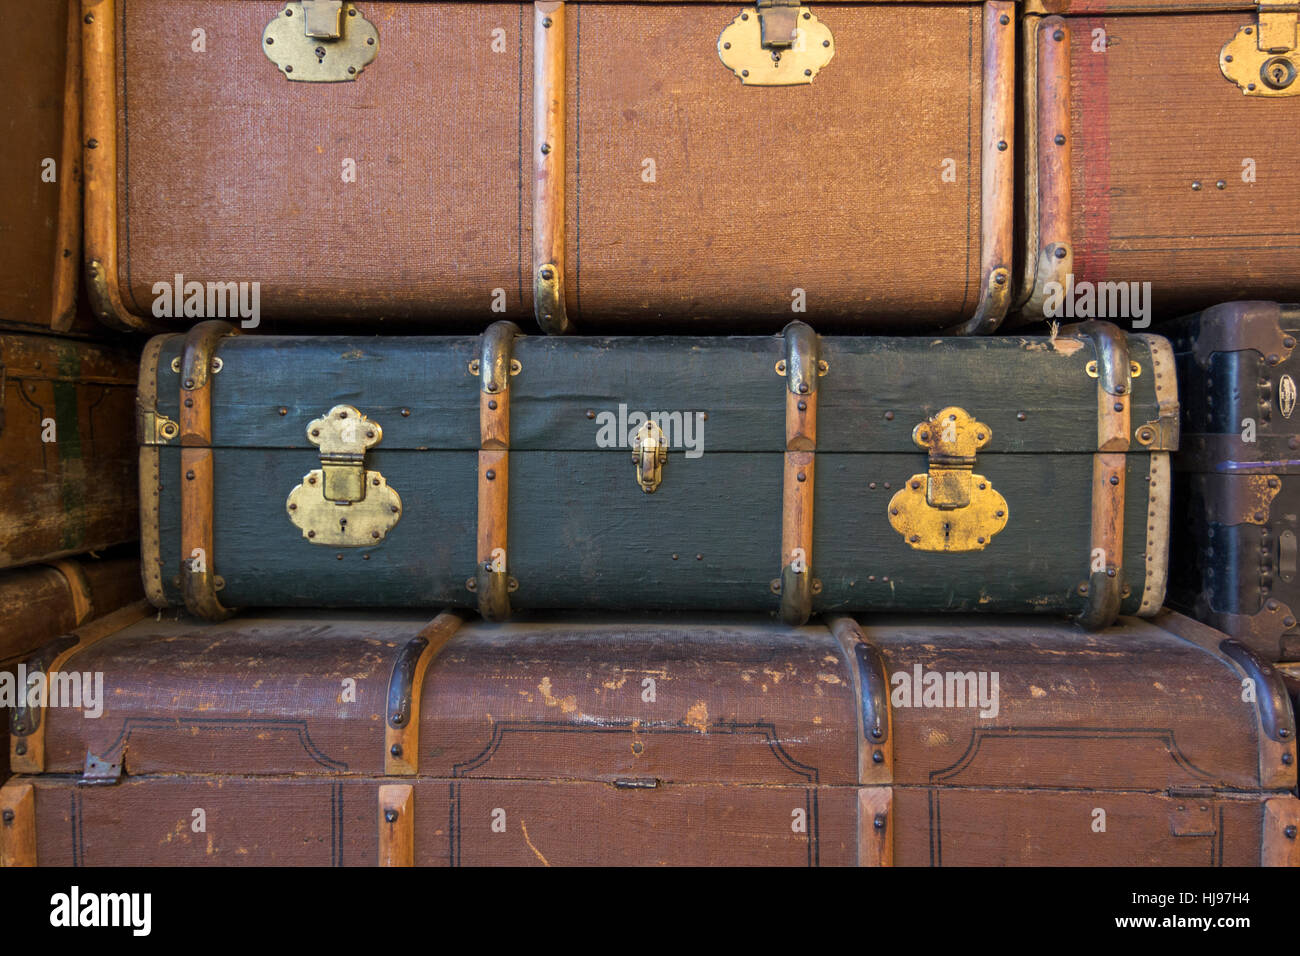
[1017,0,1300,321]
[83,0,1015,335]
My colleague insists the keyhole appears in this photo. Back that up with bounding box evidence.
[943,521,952,544]
[1261,56,1296,90]
[315,45,326,63]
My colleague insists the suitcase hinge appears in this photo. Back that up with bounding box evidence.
[887,407,1009,552]
[1220,0,1299,95]
[262,1,379,83]
[285,405,402,546]
[632,421,668,494]
[80,751,123,786]
[717,3,835,86]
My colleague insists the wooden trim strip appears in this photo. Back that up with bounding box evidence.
[377,784,414,867]
[532,1,571,334]
[857,788,893,868]
[47,559,94,625]
[1014,14,1041,313]
[385,611,464,775]
[50,0,83,332]
[179,321,236,621]
[1025,16,1072,317]
[137,334,169,606]
[0,782,36,867]
[9,600,150,774]
[82,0,153,332]
[475,322,518,620]
[779,322,820,625]
[1138,452,1170,616]
[1262,797,1300,866]
[949,0,1015,334]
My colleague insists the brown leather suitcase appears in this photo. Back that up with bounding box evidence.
[0,552,142,784]
[0,0,88,334]
[1017,0,1300,321]
[3,610,1295,866]
[83,0,1015,335]
[0,333,138,570]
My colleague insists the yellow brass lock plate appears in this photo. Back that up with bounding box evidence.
[286,405,401,546]
[1220,6,1300,96]
[263,1,379,83]
[887,407,1009,552]
[718,5,834,86]
[633,420,668,494]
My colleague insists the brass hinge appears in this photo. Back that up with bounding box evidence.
[887,407,1009,552]
[718,3,835,86]
[138,407,178,445]
[286,405,402,546]
[1220,0,1299,95]
[632,420,668,494]
[263,1,379,83]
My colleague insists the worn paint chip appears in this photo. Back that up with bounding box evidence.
[684,700,708,733]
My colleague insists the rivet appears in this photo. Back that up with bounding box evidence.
[1017,412,1026,421]
[385,809,398,823]
[391,744,402,757]
[1113,402,1123,412]
[804,69,812,76]
[1192,181,1202,191]
[1268,599,1280,611]
[797,472,806,482]
[15,742,25,755]
[1216,180,1226,190]
[1285,753,1294,766]
[278,406,288,416]
[541,267,554,281]
[186,470,195,480]
[586,410,595,419]
[797,400,807,411]
[1286,337,1297,349]
[994,272,1006,284]
[366,430,374,439]
[1054,247,1067,259]
[540,143,551,154]
[87,138,98,149]
[311,428,320,436]
[1287,825,1298,839]
[542,16,552,27]
[184,397,194,408]
[1109,475,1120,486]
[401,408,410,417]
[489,399,498,410]
[1053,28,1064,41]
[1,810,13,823]
[1286,616,1297,628]
[910,534,920,543]
[84,13,94,23]
[995,510,1005,517]
[873,814,886,829]
[884,411,894,421]
[798,383,808,394]
[696,554,703,561]
[1269,354,1281,365]
[911,480,921,489]
[822,39,830,47]
[486,469,496,480]
[742,69,749,77]
[1000,13,1009,24]
[184,378,195,389]
[1255,511,1267,522]
[336,553,343,560]
[1054,134,1066,146]
[308,531,316,538]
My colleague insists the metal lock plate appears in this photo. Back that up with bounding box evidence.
[263,1,379,83]
[286,405,402,546]
[1220,1,1299,96]
[718,3,835,86]
[888,407,1009,552]
[633,420,668,493]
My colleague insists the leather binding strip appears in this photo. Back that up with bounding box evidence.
[378,784,415,867]
[50,0,82,332]
[1138,452,1170,615]
[779,322,821,625]
[1071,321,1130,629]
[949,0,1015,335]
[385,611,464,775]
[137,334,168,606]
[47,559,94,626]
[476,322,519,620]
[9,600,150,774]
[0,782,36,867]
[533,1,571,334]
[827,616,893,866]
[1014,14,1040,312]
[1025,16,1072,317]
[82,0,153,332]
[180,320,237,621]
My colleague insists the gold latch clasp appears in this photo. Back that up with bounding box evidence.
[1220,0,1299,96]
[887,407,1009,552]
[718,3,835,86]
[263,1,379,82]
[633,420,668,494]
[286,405,402,546]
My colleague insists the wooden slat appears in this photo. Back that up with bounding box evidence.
[378,785,414,867]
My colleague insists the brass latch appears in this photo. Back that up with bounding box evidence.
[718,2,835,86]
[632,421,668,494]
[263,1,379,82]
[1221,0,1299,95]
[286,405,402,546]
[887,407,1009,552]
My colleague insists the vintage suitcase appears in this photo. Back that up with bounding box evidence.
[0,0,88,334]
[1,610,1295,866]
[83,0,1015,335]
[138,320,1176,628]
[1165,302,1300,661]
[0,551,141,784]
[0,333,138,570]
[1017,2,1300,321]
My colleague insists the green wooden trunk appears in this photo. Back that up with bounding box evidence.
[138,321,1177,628]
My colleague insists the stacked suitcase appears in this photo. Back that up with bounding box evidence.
[2,0,1300,866]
